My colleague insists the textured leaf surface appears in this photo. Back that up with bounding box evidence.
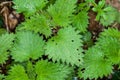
[100,28,120,38]
[27,61,36,80]
[0,74,5,80]
[35,60,72,80]
[72,11,89,33]
[13,0,48,17]
[79,47,113,79]
[0,33,14,64]
[99,7,117,26]
[96,37,120,64]
[94,5,117,26]
[47,0,77,27]
[6,65,29,80]
[20,14,52,37]
[79,28,120,79]
[11,31,45,62]
[96,28,120,64]
[45,27,83,66]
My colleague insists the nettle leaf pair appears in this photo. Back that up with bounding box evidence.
[78,28,120,79]
[0,0,86,80]
[13,27,83,66]
[0,31,44,63]
[6,60,72,80]
[14,0,86,66]
[17,0,89,34]
[0,31,73,80]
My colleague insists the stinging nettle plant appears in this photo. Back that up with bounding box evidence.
[0,0,120,80]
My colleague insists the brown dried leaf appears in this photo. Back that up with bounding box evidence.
[0,1,21,32]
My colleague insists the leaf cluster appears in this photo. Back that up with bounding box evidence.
[0,0,120,80]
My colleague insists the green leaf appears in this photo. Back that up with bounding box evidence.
[100,28,120,38]
[77,3,90,12]
[116,12,120,23]
[82,32,93,47]
[0,33,14,64]
[80,28,120,79]
[72,11,89,33]
[96,37,120,64]
[13,0,48,17]
[35,60,72,80]
[92,0,105,12]
[27,61,36,80]
[11,31,45,62]
[0,28,6,35]
[47,0,77,27]
[79,47,113,79]
[20,13,52,37]
[93,4,117,26]
[6,65,29,80]
[92,0,117,27]
[45,26,83,66]
[100,7,117,26]
[0,74,5,80]
[98,0,105,9]
[96,28,120,64]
